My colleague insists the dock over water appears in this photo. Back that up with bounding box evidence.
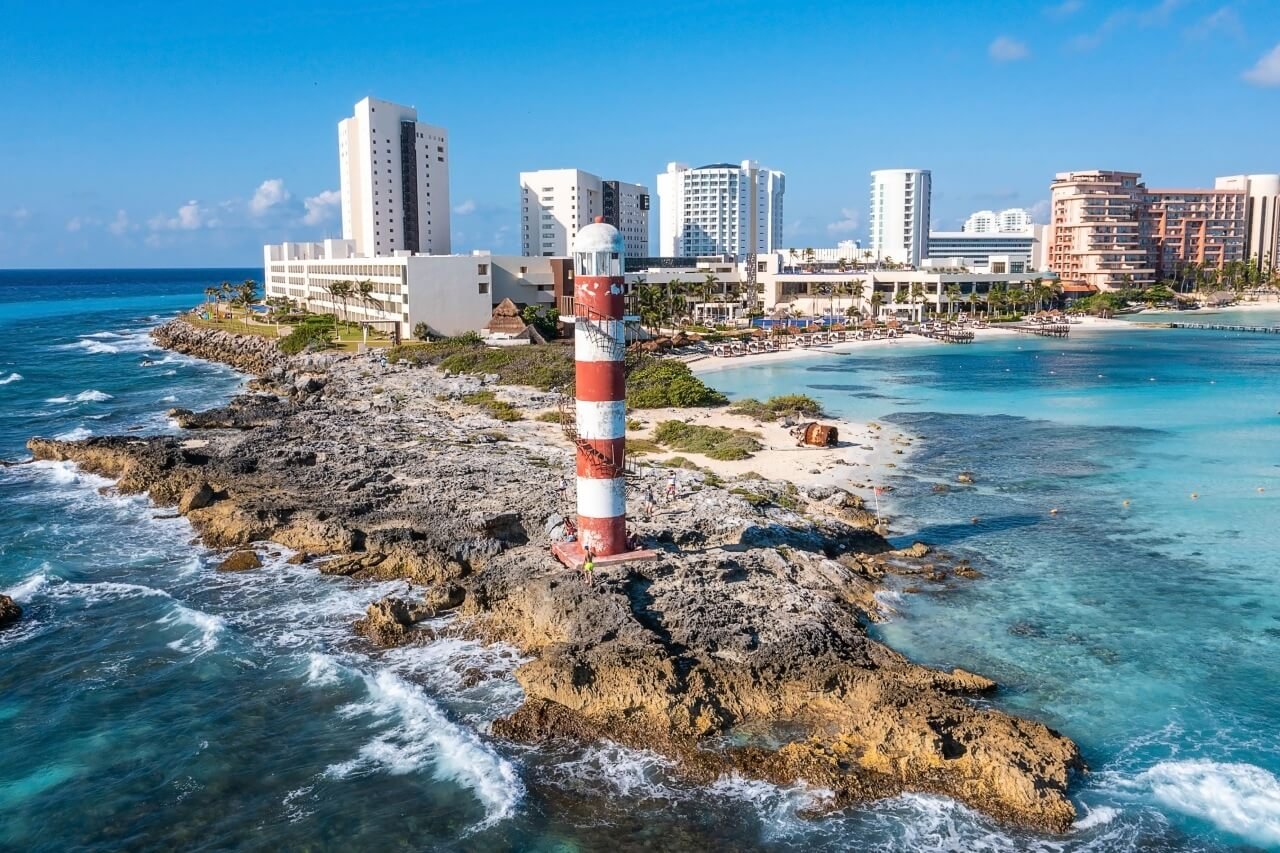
[1007,323,1070,338]
[1168,322,1280,334]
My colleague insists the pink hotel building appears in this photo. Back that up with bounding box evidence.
[1047,170,1279,292]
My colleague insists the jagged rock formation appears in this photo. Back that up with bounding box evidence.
[24,326,1085,833]
[0,594,21,631]
[152,318,288,376]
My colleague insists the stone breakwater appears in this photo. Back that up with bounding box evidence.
[151,317,288,376]
[27,322,1085,833]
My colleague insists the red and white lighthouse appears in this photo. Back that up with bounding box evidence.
[568,218,629,556]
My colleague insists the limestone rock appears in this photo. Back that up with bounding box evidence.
[0,595,21,631]
[178,482,216,514]
[217,550,262,572]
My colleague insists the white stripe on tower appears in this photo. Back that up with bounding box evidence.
[575,477,627,519]
[575,400,626,440]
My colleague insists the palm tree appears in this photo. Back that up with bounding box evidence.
[788,248,799,271]
[869,290,885,319]
[803,247,817,269]
[945,283,962,317]
[218,281,233,318]
[237,279,258,311]
[203,286,218,316]
[849,279,867,316]
[909,282,925,317]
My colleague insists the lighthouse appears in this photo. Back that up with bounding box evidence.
[566,218,629,556]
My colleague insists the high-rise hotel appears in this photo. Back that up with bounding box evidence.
[656,161,784,260]
[519,169,649,259]
[869,169,931,267]
[338,96,450,257]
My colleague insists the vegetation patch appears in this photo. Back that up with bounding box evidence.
[461,390,523,422]
[728,394,823,421]
[627,360,728,408]
[626,438,664,455]
[387,340,575,391]
[535,410,562,423]
[652,421,762,461]
[279,323,334,355]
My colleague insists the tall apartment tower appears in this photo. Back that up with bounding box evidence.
[1215,174,1280,274]
[1145,187,1246,276]
[869,169,931,266]
[1047,171,1154,290]
[339,96,450,257]
[519,169,650,258]
[656,160,784,259]
[963,208,1033,234]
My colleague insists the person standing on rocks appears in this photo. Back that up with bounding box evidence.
[665,472,677,503]
[643,485,655,519]
[582,548,595,585]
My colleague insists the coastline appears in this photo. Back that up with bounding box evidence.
[20,316,1088,834]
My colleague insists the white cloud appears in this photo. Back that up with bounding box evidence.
[1243,43,1280,87]
[454,199,477,215]
[1045,0,1083,16]
[66,217,84,232]
[250,178,291,216]
[989,36,1030,62]
[826,208,861,235]
[1070,0,1187,50]
[107,209,130,236]
[150,200,212,231]
[1187,6,1243,40]
[302,189,341,226]
[1028,199,1051,223]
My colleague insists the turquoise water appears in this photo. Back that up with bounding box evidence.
[708,319,1280,850]
[4,274,1279,851]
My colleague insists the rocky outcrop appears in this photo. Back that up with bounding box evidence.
[25,336,1085,834]
[0,594,21,631]
[151,318,288,376]
[216,550,261,572]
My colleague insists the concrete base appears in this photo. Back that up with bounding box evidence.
[551,541,658,570]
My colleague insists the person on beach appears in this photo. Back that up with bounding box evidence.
[582,548,595,585]
[665,472,677,503]
[643,485,655,519]
[562,515,577,543]
[559,475,570,504]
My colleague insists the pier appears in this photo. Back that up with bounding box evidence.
[915,328,975,344]
[1167,322,1280,335]
[1006,323,1070,338]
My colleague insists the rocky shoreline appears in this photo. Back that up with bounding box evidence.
[26,317,1085,833]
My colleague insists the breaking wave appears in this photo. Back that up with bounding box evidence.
[1138,759,1280,847]
[0,372,21,385]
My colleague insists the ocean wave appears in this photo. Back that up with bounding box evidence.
[0,372,21,385]
[46,390,114,404]
[4,568,51,602]
[161,395,178,403]
[159,603,225,655]
[305,652,345,687]
[708,774,836,842]
[81,331,128,339]
[326,669,523,828]
[1138,759,1280,847]
[1072,804,1119,831]
[53,427,91,441]
[546,742,677,801]
[56,331,156,356]
[49,579,173,604]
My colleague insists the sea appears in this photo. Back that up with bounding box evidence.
[1,271,1278,852]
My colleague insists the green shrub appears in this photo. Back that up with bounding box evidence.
[628,361,728,409]
[653,421,761,461]
[461,390,523,421]
[728,394,823,420]
[279,323,334,355]
[386,341,575,391]
[535,410,562,423]
[627,438,664,455]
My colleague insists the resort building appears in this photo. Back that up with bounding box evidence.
[1215,174,1280,275]
[519,169,650,259]
[262,240,572,339]
[1144,188,1246,277]
[779,241,865,267]
[1046,170,1155,291]
[962,208,1033,233]
[869,169,931,266]
[927,227,1046,271]
[338,96,450,257]
[656,160,785,260]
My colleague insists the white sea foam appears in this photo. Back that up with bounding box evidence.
[46,390,113,404]
[81,331,127,339]
[1072,804,1119,831]
[50,580,172,604]
[0,372,21,385]
[159,603,225,654]
[53,427,91,441]
[161,395,178,403]
[305,652,344,687]
[326,669,523,828]
[1138,759,1280,847]
[547,742,676,801]
[4,568,51,603]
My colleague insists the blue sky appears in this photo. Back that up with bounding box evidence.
[1,0,1277,268]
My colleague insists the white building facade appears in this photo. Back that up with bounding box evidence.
[339,96,450,258]
[263,240,492,338]
[656,160,784,260]
[963,207,1032,233]
[1215,174,1280,274]
[869,169,931,266]
[928,224,1046,270]
[519,169,649,259]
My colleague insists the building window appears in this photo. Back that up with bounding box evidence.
[478,282,489,294]
[477,263,489,275]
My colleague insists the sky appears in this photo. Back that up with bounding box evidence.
[1,0,1278,268]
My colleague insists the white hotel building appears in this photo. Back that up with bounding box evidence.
[657,160,784,260]
[869,169,931,266]
[339,96,450,257]
[519,169,650,259]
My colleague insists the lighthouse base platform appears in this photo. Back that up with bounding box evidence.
[551,541,659,571]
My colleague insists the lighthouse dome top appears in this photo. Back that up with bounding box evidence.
[573,219,625,256]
